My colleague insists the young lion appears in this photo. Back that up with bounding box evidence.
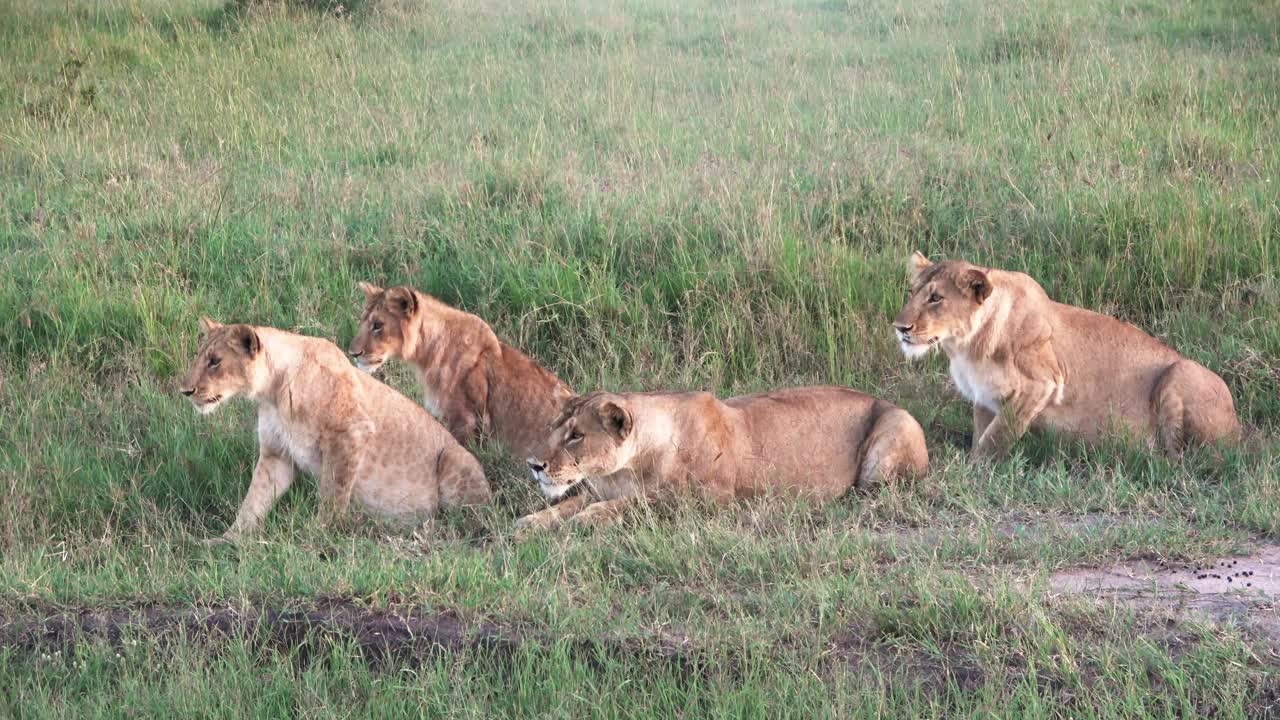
[348,283,573,461]
[893,252,1241,458]
[517,387,929,532]
[179,319,491,543]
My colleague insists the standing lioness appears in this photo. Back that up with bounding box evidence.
[893,252,1241,458]
[517,387,928,532]
[180,319,491,543]
[348,283,573,462]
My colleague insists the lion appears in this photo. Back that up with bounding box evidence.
[348,283,573,461]
[179,318,491,543]
[893,251,1241,458]
[516,387,929,533]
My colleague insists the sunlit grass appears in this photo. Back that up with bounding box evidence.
[1,0,1278,715]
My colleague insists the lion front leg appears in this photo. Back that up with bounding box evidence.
[974,383,1057,459]
[972,405,995,453]
[564,498,639,530]
[442,369,490,446]
[513,495,592,539]
[218,450,295,544]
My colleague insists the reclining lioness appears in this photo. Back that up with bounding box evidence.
[180,319,491,543]
[517,387,929,532]
[348,283,572,462]
[893,252,1241,458]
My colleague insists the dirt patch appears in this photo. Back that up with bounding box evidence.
[1050,545,1280,646]
[2,601,515,665]
[0,599,698,671]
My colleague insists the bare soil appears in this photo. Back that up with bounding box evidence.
[1050,544,1280,647]
[0,598,698,670]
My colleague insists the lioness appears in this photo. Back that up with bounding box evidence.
[180,319,491,543]
[893,252,1241,458]
[517,387,929,532]
[348,283,573,460]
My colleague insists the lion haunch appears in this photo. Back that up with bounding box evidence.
[893,252,1241,458]
[516,386,929,533]
[180,319,491,543]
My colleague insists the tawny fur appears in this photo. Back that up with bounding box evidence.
[349,283,573,461]
[893,252,1241,458]
[180,319,490,543]
[517,387,929,533]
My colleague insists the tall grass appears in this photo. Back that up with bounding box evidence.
[1,0,1278,715]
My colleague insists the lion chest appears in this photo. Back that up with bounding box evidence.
[948,355,1008,413]
[258,406,323,475]
[413,367,446,419]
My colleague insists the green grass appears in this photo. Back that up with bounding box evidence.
[2,0,1279,716]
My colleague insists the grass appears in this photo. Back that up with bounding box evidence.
[1,0,1279,716]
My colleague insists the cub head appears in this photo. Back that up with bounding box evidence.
[525,392,635,499]
[179,318,263,415]
[348,282,419,373]
[893,251,993,360]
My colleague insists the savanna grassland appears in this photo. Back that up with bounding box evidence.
[2,0,1279,716]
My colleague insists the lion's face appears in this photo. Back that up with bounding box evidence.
[893,252,992,360]
[526,393,634,499]
[348,283,418,373]
[179,319,262,415]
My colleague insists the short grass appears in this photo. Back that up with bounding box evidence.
[2,0,1279,716]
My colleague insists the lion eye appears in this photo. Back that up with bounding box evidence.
[928,292,943,304]
[208,356,221,369]
[371,321,384,334]
[567,431,584,445]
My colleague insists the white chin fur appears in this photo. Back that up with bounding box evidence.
[356,360,383,374]
[900,341,935,361]
[195,399,225,415]
[536,473,579,500]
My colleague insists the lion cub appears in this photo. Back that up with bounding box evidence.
[517,387,929,532]
[180,319,491,543]
[348,283,573,461]
[893,252,1241,458]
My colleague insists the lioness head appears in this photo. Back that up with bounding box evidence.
[179,318,263,415]
[348,282,419,373]
[893,251,993,360]
[525,392,634,499]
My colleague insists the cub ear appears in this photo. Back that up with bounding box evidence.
[385,286,418,318]
[198,317,223,334]
[957,268,992,304]
[909,251,933,282]
[598,400,633,442]
[231,324,261,357]
[357,281,383,301]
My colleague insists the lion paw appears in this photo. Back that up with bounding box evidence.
[513,510,561,540]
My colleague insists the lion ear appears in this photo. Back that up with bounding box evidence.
[957,268,992,304]
[909,251,933,282]
[357,281,383,301]
[230,324,261,358]
[385,286,418,318]
[198,317,223,334]
[598,400,633,442]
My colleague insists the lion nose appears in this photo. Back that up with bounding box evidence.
[526,459,547,473]
[179,387,195,397]
[894,323,913,334]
